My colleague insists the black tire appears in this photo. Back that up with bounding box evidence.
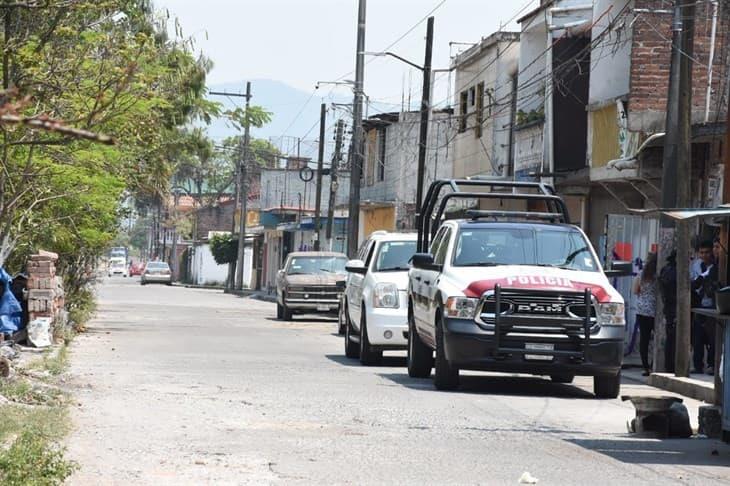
[140,281,146,286]
[337,304,346,335]
[276,302,283,319]
[407,306,433,378]
[344,305,360,359]
[434,311,459,391]
[594,371,621,399]
[550,374,575,384]
[359,310,382,366]
[280,293,293,321]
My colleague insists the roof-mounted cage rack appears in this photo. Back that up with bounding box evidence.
[417,179,570,251]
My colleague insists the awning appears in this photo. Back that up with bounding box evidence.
[627,206,730,221]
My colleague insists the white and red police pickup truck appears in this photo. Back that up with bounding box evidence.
[406,179,630,398]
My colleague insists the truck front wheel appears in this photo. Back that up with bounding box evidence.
[434,312,459,391]
[407,308,432,378]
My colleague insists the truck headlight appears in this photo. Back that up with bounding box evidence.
[598,302,625,326]
[373,283,399,308]
[445,296,479,319]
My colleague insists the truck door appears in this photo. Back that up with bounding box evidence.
[349,241,374,329]
[413,227,447,332]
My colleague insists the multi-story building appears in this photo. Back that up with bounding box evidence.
[359,110,455,236]
[451,31,521,179]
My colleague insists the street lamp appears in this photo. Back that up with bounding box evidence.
[361,16,434,251]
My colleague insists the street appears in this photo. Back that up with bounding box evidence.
[67,278,730,485]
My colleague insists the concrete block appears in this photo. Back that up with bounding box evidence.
[28,289,55,300]
[30,250,59,262]
[648,373,715,403]
[698,405,723,439]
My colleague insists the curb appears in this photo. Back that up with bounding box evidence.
[648,373,715,403]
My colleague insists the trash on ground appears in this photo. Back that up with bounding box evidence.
[518,471,539,484]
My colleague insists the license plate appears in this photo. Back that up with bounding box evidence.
[525,343,554,361]
[317,305,330,312]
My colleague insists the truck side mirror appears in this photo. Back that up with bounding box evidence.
[411,253,440,271]
[345,259,367,275]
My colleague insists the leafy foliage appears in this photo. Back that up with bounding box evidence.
[209,233,237,265]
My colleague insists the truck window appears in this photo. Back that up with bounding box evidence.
[452,226,598,271]
[433,228,452,265]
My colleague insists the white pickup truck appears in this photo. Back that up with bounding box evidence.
[406,179,630,398]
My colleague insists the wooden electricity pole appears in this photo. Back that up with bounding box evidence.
[326,120,345,250]
[314,103,326,251]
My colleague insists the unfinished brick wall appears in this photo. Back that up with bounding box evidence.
[194,203,235,240]
[628,0,730,132]
[26,250,63,325]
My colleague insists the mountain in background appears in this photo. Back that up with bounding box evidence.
[205,79,350,160]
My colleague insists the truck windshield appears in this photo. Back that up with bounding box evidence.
[374,240,416,272]
[452,227,598,272]
[287,257,347,275]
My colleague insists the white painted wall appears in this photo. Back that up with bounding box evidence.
[589,0,634,105]
[191,243,252,288]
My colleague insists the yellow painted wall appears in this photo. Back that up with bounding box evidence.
[362,206,395,237]
[234,210,260,230]
[591,104,620,168]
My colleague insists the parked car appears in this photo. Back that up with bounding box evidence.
[406,179,629,398]
[341,231,417,365]
[141,261,172,286]
[108,258,128,278]
[276,251,348,321]
[129,262,145,277]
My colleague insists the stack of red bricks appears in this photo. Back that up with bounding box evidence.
[27,250,62,323]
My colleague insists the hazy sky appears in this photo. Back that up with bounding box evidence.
[154,0,538,109]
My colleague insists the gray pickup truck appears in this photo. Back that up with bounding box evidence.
[276,251,348,321]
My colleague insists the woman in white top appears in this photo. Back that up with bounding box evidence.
[633,252,657,376]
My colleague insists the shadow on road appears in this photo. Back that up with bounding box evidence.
[264,316,338,323]
[325,354,407,368]
[568,437,730,467]
[376,372,596,399]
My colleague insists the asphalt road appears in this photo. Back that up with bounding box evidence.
[67,278,730,485]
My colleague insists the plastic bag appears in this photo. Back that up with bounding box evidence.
[0,268,22,334]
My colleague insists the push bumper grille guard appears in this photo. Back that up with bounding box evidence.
[484,285,594,362]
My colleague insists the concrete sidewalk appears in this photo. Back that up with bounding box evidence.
[623,366,715,404]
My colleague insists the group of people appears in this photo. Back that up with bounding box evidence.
[633,239,722,376]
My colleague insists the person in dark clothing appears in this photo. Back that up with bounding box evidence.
[692,240,718,374]
[659,250,677,374]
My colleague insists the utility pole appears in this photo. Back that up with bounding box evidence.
[314,103,327,251]
[675,1,694,378]
[235,81,252,291]
[347,0,366,258]
[209,85,253,290]
[327,120,345,250]
[415,16,434,252]
[718,69,730,404]
[655,1,693,376]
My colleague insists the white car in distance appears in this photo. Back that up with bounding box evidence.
[341,232,417,365]
[108,257,128,277]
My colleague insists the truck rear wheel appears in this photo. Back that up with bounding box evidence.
[434,312,459,390]
[407,309,432,378]
[594,372,621,399]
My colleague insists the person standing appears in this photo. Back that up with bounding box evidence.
[633,253,657,376]
[659,250,677,374]
[692,240,718,374]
